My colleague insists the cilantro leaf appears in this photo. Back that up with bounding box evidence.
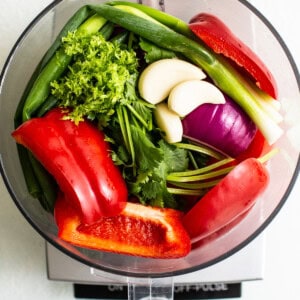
[126,132,188,209]
[158,140,189,173]
[130,125,163,172]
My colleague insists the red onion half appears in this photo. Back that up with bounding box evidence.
[182,96,257,157]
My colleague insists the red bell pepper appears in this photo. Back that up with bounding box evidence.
[182,158,269,242]
[235,129,272,163]
[192,208,251,249]
[12,108,127,225]
[189,13,278,99]
[54,193,191,258]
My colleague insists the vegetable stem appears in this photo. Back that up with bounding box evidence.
[170,157,234,177]
[167,165,234,183]
[123,107,136,168]
[125,103,149,129]
[167,187,205,196]
[168,179,221,190]
[117,106,129,151]
[174,142,226,160]
[116,106,136,171]
[258,147,279,164]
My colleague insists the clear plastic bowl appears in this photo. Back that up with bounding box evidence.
[0,0,299,291]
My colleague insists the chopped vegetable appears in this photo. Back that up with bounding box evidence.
[12,108,128,224]
[189,13,278,99]
[182,95,257,157]
[182,158,269,242]
[54,192,191,258]
[168,79,225,117]
[138,58,206,105]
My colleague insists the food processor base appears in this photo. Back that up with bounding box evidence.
[46,233,265,299]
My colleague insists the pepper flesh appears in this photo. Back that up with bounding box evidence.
[12,108,127,224]
[182,158,269,242]
[54,193,191,258]
[189,13,278,99]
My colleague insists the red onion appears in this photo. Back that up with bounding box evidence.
[182,95,257,157]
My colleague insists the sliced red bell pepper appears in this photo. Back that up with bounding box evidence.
[54,193,191,258]
[192,208,251,249]
[182,158,269,242]
[12,108,127,225]
[235,129,272,162]
[189,13,278,99]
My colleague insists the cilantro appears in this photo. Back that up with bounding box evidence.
[130,125,163,172]
[125,132,189,209]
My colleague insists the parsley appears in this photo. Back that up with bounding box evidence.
[50,31,139,126]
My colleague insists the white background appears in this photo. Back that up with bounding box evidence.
[1,1,300,299]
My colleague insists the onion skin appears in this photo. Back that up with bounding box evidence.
[182,95,257,157]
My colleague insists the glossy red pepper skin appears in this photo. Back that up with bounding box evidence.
[189,13,278,99]
[12,108,127,224]
[235,129,271,163]
[54,193,191,258]
[182,158,269,242]
[192,208,251,249]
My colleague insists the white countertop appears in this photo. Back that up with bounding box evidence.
[1,1,300,299]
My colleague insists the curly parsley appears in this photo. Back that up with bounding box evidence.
[50,30,139,126]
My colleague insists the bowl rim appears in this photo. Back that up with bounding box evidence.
[1,0,300,278]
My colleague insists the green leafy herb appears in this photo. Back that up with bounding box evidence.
[126,137,189,208]
[50,30,139,126]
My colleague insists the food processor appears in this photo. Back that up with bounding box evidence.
[0,0,299,299]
